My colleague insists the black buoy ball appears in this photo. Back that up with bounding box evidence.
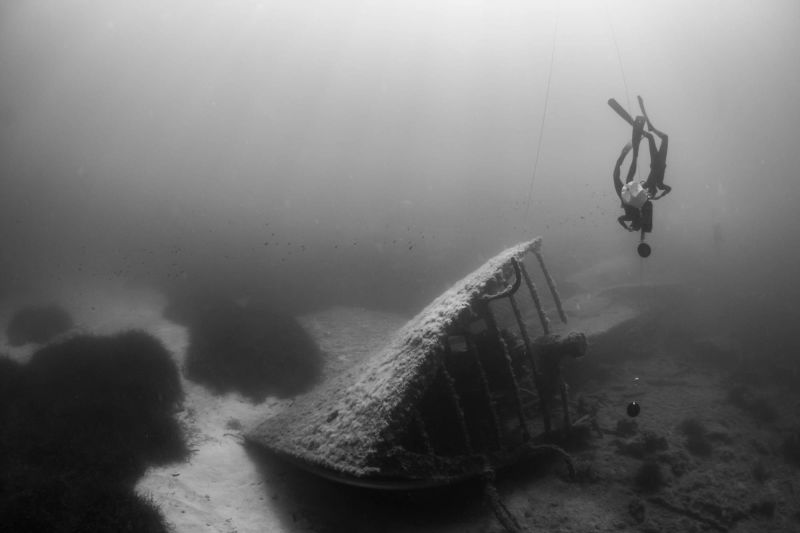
[627,401,641,418]
[637,242,651,258]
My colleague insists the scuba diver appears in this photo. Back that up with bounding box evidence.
[638,95,671,199]
[609,97,657,257]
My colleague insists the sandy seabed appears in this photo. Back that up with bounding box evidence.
[3,278,799,532]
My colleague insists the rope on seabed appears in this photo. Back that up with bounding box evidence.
[483,444,576,533]
[522,443,576,477]
[484,476,526,533]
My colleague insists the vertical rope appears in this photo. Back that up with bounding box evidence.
[605,0,641,183]
[605,0,632,110]
[523,5,560,224]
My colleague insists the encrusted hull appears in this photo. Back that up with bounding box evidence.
[246,238,587,487]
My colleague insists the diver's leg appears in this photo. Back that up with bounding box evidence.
[656,132,668,163]
[614,143,632,196]
[626,143,641,183]
[641,133,658,195]
[643,132,658,161]
[643,100,668,167]
[627,117,646,183]
[638,95,655,131]
[654,133,669,195]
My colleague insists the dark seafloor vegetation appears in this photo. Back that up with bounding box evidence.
[0,330,188,533]
[166,290,323,401]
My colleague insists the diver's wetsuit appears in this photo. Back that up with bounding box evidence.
[626,116,647,184]
[640,199,653,234]
[638,96,671,199]
[642,131,669,199]
[614,144,642,231]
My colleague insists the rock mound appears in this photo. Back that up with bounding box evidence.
[183,299,322,401]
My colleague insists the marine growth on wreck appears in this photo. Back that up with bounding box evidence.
[247,238,588,488]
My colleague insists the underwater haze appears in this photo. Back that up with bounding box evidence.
[2,1,800,531]
[0,0,797,312]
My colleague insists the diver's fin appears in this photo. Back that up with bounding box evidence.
[608,98,635,126]
[637,95,654,130]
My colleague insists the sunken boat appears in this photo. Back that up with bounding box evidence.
[246,238,589,488]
